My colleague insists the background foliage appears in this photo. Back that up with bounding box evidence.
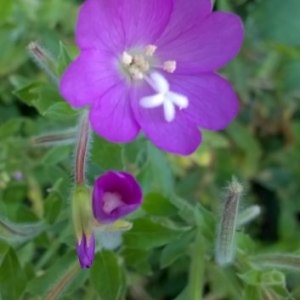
[0,0,300,299]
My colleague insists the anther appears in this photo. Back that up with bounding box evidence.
[122,52,133,65]
[145,44,157,56]
[163,60,177,73]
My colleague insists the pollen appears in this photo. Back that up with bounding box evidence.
[145,44,157,56]
[121,50,151,80]
[121,45,177,81]
[163,60,177,73]
[122,52,133,65]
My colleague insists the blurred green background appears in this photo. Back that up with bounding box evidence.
[0,0,300,299]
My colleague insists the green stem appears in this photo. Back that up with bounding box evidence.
[74,112,90,185]
[189,228,205,300]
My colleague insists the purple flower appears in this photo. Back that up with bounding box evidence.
[76,233,95,268]
[92,171,142,223]
[60,0,243,155]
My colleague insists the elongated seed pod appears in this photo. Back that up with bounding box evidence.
[215,177,243,266]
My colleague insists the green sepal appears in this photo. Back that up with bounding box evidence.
[71,185,93,241]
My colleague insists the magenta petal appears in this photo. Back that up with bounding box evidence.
[131,86,202,155]
[93,171,143,223]
[167,73,239,130]
[116,0,173,48]
[76,0,124,53]
[89,83,140,143]
[158,0,212,46]
[76,0,173,52]
[60,49,119,108]
[157,12,244,74]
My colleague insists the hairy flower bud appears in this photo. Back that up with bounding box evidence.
[72,185,95,268]
[215,177,243,266]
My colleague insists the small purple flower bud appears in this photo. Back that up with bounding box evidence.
[12,171,23,181]
[76,233,95,268]
[92,171,142,223]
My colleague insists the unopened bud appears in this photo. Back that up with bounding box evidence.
[28,42,58,85]
[215,177,243,266]
[72,185,93,241]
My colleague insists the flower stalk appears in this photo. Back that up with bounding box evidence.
[74,112,90,185]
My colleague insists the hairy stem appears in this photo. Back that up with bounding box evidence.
[74,112,90,185]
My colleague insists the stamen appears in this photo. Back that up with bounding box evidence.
[163,60,177,73]
[122,52,133,65]
[145,44,157,56]
[130,67,144,80]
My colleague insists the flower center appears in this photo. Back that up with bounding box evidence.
[120,45,188,122]
[121,44,176,80]
[102,192,124,214]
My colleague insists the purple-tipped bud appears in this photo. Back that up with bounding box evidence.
[72,185,95,268]
[92,171,142,223]
[76,233,95,268]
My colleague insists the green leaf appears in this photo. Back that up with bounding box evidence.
[123,137,148,170]
[0,248,26,300]
[14,82,77,121]
[14,83,62,115]
[239,269,285,287]
[138,142,174,195]
[252,0,300,46]
[0,118,23,140]
[123,218,186,250]
[27,251,79,297]
[42,145,72,165]
[122,248,152,275]
[0,25,25,76]
[169,196,197,225]
[57,41,72,75]
[44,102,78,121]
[242,286,263,300]
[282,58,300,92]
[0,217,45,245]
[0,0,13,21]
[160,231,192,268]
[91,251,126,300]
[44,179,64,224]
[226,121,262,177]
[91,134,123,170]
[142,193,178,217]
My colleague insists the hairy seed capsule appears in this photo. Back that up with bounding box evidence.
[215,177,243,266]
